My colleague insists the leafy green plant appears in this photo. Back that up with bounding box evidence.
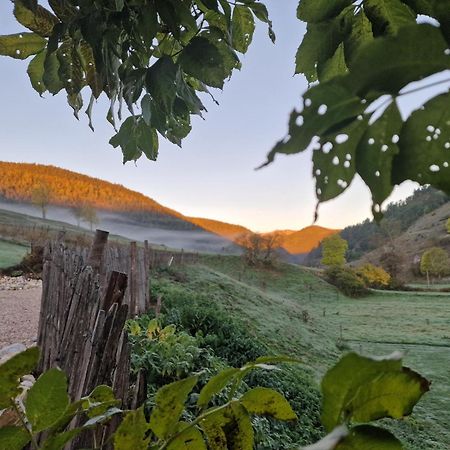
[325,265,368,297]
[264,0,450,218]
[0,0,272,162]
[0,347,122,450]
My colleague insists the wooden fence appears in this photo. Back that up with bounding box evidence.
[36,230,199,448]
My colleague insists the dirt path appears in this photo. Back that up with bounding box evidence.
[0,277,42,348]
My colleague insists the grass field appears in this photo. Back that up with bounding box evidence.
[156,255,450,449]
[0,239,29,269]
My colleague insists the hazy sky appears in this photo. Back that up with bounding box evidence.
[0,2,448,232]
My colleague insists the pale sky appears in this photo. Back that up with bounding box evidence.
[0,2,448,232]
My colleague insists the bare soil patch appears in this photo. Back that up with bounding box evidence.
[0,276,42,348]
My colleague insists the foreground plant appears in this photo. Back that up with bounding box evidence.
[0,348,430,449]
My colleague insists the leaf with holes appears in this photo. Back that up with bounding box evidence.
[114,407,150,450]
[356,102,402,219]
[27,50,46,95]
[313,118,368,202]
[393,90,450,194]
[297,0,353,23]
[232,5,255,54]
[14,0,59,37]
[321,352,429,432]
[240,387,297,420]
[0,347,39,409]
[265,79,365,164]
[0,32,46,60]
[149,375,198,439]
[25,368,70,433]
[364,0,416,36]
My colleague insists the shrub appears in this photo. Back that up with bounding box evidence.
[356,263,391,288]
[325,266,369,298]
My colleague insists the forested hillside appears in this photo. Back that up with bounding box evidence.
[306,187,449,267]
[0,162,336,254]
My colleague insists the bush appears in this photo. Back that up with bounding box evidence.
[325,266,369,298]
[356,263,391,288]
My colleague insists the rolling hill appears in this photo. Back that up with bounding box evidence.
[0,161,336,254]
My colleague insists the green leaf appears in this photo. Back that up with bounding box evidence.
[198,367,239,408]
[167,422,207,450]
[81,384,119,418]
[78,42,103,98]
[356,102,402,219]
[393,90,450,195]
[43,50,64,94]
[27,50,46,95]
[57,38,84,95]
[149,375,198,439]
[346,367,430,423]
[110,117,141,163]
[231,5,255,53]
[313,117,368,202]
[318,43,348,82]
[347,24,450,96]
[141,94,152,126]
[0,347,39,409]
[114,407,150,450]
[343,10,373,68]
[136,120,159,161]
[40,428,83,450]
[265,79,365,163]
[146,57,178,113]
[297,0,353,23]
[25,368,70,433]
[0,426,30,450]
[248,3,275,43]
[253,355,303,365]
[321,352,429,432]
[364,0,416,36]
[83,407,122,427]
[295,10,352,82]
[240,387,297,420]
[14,0,59,37]
[0,32,47,60]
[179,33,240,89]
[336,425,403,449]
[48,0,77,22]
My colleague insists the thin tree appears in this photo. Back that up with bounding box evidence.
[31,182,51,219]
[80,204,99,232]
[420,247,450,285]
[321,234,348,268]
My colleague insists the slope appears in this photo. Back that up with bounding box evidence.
[154,255,450,449]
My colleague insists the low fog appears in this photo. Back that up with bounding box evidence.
[0,201,240,254]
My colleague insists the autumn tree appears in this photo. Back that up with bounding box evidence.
[356,263,391,289]
[31,182,51,219]
[420,247,450,285]
[321,234,348,267]
[236,232,281,266]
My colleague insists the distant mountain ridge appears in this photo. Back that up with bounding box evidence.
[0,161,337,254]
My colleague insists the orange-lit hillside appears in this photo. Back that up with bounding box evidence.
[278,226,340,254]
[0,162,338,254]
[0,162,182,217]
[189,217,251,240]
